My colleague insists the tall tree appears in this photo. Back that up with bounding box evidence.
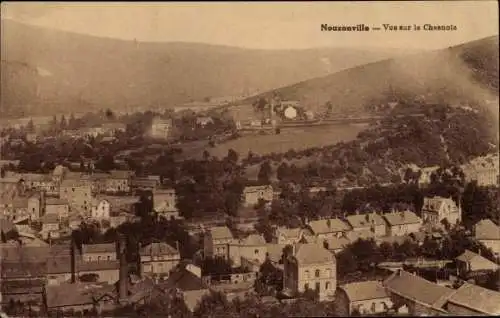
[258,161,273,183]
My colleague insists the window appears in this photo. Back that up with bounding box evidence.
[304,270,310,279]
[107,256,111,261]
[315,282,320,291]
[315,269,320,278]
[304,283,309,290]
[254,249,259,255]
[325,282,330,290]
[97,256,101,261]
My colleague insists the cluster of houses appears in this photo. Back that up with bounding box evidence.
[411,153,499,187]
[0,165,182,242]
[0,236,196,315]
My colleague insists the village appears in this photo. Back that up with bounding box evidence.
[0,111,499,316]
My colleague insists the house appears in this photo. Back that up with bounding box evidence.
[59,180,92,213]
[196,116,214,127]
[383,270,454,316]
[229,234,267,268]
[418,166,439,187]
[346,213,386,238]
[203,226,235,260]
[40,214,61,239]
[77,260,120,285]
[421,196,462,227]
[307,218,351,240]
[242,185,273,207]
[81,243,117,262]
[139,242,181,277]
[455,250,499,277]
[323,236,350,254]
[283,243,336,301]
[335,281,393,316]
[131,178,159,192]
[443,283,500,315]
[44,282,110,315]
[106,170,134,193]
[272,227,304,245]
[153,188,179,219]
[149,117,172,139]
[383,210,423,236]
[153,264,210,312]
[474,219,500,255]
[45,198,70,219]
[91,199,111,220]
[69,214,83,230]
[0,261,46,310]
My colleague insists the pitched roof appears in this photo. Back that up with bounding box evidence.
[383,270,454,310]
[347,213,386,228]
[294,243,335,265]
[109,170,134,179]
[324,236,350,251]
[276,227,303,239]
[46,256,72,274]
[384,210,422,226]
[475,219,500,240]
[456,250,499,269]
[265,243,286,263]
[307,218,350,234]
[209,226,234,240]
[45,282,104,308]
[340,281,390,302]
[0,218,16,233]
[41,213,60,224]
[422,196,456,212]
[139,242,179,256]
[82,243,116,255]
[158,267,205,292]
[240,234,266,246]
[46,198,69,206]
[1,260,47,278]
[78,260,119,272]
[446,283,500,315]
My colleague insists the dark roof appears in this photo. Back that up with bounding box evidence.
[157,268,205,292]
[1,260,47,278]
[340,281,390,302]
[78,260,120,272]
[446,283,500,315]
[139,242,178,256]
[81,243,116,255]
[46,256,72,275]
[45,282,106,308]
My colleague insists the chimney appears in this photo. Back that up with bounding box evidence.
[40,190,46,217]
[70,238,77,283]
[117,234,128,302]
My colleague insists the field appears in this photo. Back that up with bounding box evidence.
[208,124,366,158]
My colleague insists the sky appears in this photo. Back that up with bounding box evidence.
[1,1,499,50]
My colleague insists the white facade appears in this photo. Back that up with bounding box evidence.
[91,200,111,220]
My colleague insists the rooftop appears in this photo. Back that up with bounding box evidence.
[383,270,454,311]
[209,226,234,240]
[347,213,386,228]
[45,282,106,308]
[455,250,499,269]
[46,198,69,206]
[239,234,266,246]
[294,243,335,265]
[82,243,116,255]
[340,281,390,302]
[474,219,500,240]
[383,210,422,226]
[446,283,500,315]
[140,242,179,256]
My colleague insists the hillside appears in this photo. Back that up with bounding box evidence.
[247,35,499,116]
[243,104,499,187]
[0,19,411,118]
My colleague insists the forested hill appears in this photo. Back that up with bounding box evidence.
[244,104,499,188]
[246,35,499,116]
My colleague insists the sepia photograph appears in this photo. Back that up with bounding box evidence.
[0,1,499,316]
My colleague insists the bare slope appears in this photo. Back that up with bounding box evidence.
[0,19,410,117]
[247,36,499,115]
